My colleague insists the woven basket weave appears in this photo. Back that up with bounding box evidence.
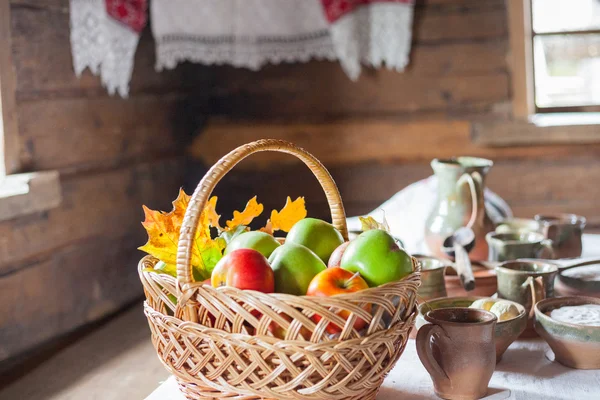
[139,139,421,400]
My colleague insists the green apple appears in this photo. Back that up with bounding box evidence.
[286,218,344,263]
[340,229,413,287]
[224,231,281,258]
[268,243,327,295]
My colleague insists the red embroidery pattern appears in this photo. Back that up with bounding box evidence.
[105,0,148,33]
[321,0,413,22]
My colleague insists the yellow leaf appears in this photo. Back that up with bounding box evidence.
[359,214,391,233]
[226,196,264,229]
[204,196,222,231]
[268,197,307,233]
[138,189,224,281]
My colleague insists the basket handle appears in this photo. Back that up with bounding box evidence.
[176,139,348,288]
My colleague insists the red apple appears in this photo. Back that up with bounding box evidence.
[327,241,351,268]
[211,249,274,293]
[306,267,371,334]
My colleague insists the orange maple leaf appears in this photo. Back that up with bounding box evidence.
[265,197,307,233]
[225,196,264,229]
[139,189,224,281]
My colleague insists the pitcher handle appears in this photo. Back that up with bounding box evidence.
[524,276,546,319]
[536,239,555,260]
[457,171,482,229]
[416,324,451,385]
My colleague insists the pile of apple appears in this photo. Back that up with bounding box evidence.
[209,217,414,334]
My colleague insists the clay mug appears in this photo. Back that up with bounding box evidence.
[417,308,497,400]
[496,260,558,319]
[534,214,586,259]
[486,231,555,262]
[415,256,448,301]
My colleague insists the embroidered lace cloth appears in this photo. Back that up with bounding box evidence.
[69,0,147,97]
[70,0,414,97]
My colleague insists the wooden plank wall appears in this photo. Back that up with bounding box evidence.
[0,0,206,363]
[190,0,600,227]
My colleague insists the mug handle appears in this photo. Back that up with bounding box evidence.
[524,276,546,319]
[536,239,555,260]
[416,324,451,384]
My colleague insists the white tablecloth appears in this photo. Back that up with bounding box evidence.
[146,235,600,400]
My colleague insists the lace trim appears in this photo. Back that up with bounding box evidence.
[154,33,337,71]
[328,2,413,80]
[70,0,140,97]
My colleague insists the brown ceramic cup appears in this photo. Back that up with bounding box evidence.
[534,214,586,259]
[416,308,497,400]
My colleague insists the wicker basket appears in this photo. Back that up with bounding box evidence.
[139,139,421,400]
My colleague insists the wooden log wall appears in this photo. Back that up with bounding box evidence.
[190,0,600,227]
[0,0,206,364]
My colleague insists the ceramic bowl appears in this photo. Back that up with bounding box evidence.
[534,296,600,369]
[555,264,600,299]
[416,296,527,362]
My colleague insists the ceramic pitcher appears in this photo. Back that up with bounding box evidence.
[425,157,495,262]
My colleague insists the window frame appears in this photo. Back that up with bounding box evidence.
[0,0,20,177]
[0,0,62,222]
[511,0,600,115]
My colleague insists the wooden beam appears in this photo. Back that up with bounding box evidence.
[472,119,600,147]
[507,0,535,118]
[208,68,509,118]
[192,120,600,169]
[0,0,20,174]
[414,5,507,42]
[17,95,198,172]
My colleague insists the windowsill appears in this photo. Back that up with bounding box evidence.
[529,112,600,127]
[471,113,600,147]
[0,171,62,222]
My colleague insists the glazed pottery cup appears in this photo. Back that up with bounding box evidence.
[534,296,600,369]
[417,308,497,400]
[416,256,448,301]
[534,214,586,259]
[496,260,558,319]
[495,218,541,235]
[486,232,555,262]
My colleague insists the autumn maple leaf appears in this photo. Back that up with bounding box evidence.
[263,197,307,233]
[225,196,264,230]
[139,189,224,281]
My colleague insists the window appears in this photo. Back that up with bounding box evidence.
[509,0,600,117]
[532,0,600,112]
